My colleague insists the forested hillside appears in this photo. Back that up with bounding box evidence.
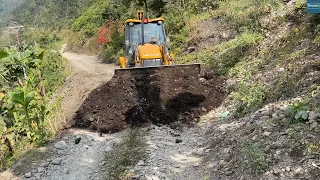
[12,0,95,29]
[0,0,23,27]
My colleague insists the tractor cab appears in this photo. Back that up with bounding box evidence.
[119,11,173,68]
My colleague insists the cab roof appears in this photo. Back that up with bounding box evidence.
[125,17,164,24]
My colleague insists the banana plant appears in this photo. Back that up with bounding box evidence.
[0,46,44,86]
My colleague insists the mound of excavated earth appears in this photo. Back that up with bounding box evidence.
[72,64,225,133]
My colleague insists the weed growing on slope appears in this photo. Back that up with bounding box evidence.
[177,31,263,74]
[231,76,268,116]
[286,99,310,123]
[242,141,268,175]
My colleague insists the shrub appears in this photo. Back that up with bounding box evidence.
[286,99,310,123]
[39,51,67,96]
[242,141,268,174]
[231,76,268,115]
[71,0,111,35]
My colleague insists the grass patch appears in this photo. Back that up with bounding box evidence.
[46,96,66,136]
[100,129,147,180]
[177,31,262,74]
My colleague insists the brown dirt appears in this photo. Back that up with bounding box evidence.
[72,64,226,133]
[57,45,116,122]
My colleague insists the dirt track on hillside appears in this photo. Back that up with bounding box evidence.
[58,45,116,122]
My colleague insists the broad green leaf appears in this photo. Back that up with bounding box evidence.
[0,74,7,85]
[0,50,8,59]
[302,111,309,120]
[24,92,35,106]
[8,91,25,106]
[295,110,303,120]
[0,64,5,71]
[36,50,45,60]
[20,50,33,60]
[32,59,41,63]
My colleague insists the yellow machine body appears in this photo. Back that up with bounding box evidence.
[119,11,174,69]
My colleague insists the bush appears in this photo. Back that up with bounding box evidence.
[0,45,66,171]
[286,99,310,123]
[242,141,268,174]
[218,0,284,31]
[40,51,67,96]
[100,45,117,64]
[71,0,111,35]
[231,77,268,115]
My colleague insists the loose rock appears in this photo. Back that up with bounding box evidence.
[63,168,69,174]
[187,46,196,53]
[54,141,67,150]
[40,162,49,167]
[226,171,234,176]
[194,148,204,156]
[175,139,182,143]
[132,174,140,180]
[52,158,63,165]
[309,111,320,121]
[25,172,32,178]
[310,121,318,129]
[37,167,45,173]
[294,167,304,175]
[137,160,145,166]
[75,135,81,144]
[263,131,272,137]
[273,168,281,175]
[286,166,291,172]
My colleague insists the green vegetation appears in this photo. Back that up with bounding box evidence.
[12,0,96,29]
[0,45,67,171]
[100,129,146,180]
[242,141,268,174]
[179,31,263,74]
[71,0,111,35]
[287,99,310,123]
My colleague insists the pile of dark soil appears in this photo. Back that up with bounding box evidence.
[72,64,225,133]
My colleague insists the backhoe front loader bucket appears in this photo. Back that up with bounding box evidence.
[114,63,201,77]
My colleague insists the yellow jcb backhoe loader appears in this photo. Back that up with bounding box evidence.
[116,10,200,74]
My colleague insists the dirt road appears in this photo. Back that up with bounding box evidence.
[58,45,116,122]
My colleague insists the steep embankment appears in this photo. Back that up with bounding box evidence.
[170,0,320,179]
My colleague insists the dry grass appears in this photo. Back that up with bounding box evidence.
[100,128,147,180]
[46,96,66,137]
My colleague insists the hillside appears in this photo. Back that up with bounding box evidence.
[1,0,320,179]
[0,0,23,27]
